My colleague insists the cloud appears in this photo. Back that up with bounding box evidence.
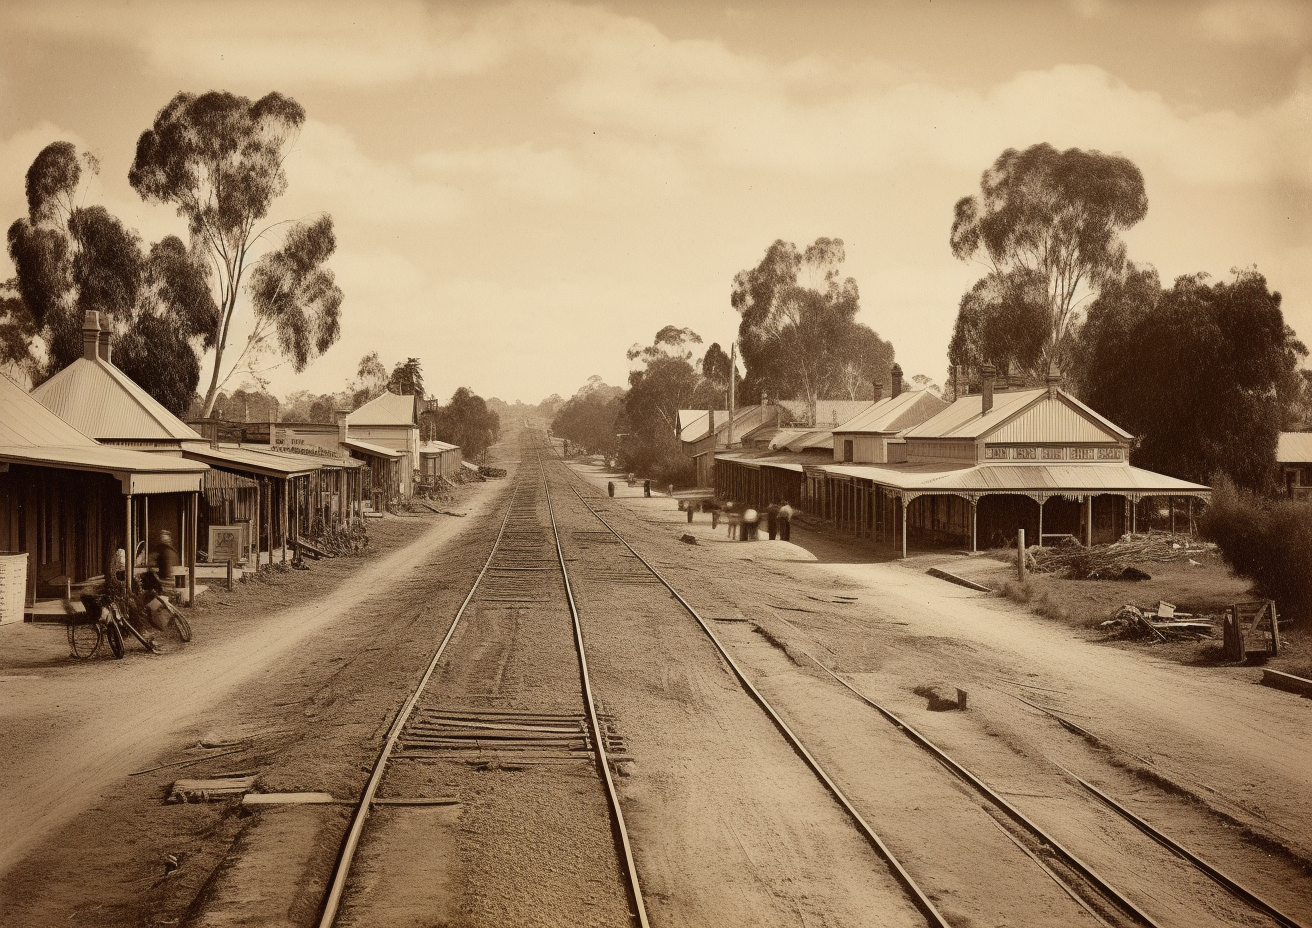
[1199,1,1312,48]
[285,120,462,225]
[8,0,507,86]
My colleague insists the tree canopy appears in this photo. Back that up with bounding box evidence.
[6,141,216,412]
[732,238,894,422]
[552,377,624,455]
[949,144,1147,379]
[129,90,340,415]
[387,357,425,398]
[1073,267,1306,492]
[429,386,501,459]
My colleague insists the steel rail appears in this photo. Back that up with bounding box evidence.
[554,467,951,928]
[1009,676,1308,928]
[539,453,651,928]
[1062,769,1308,928]
[316,456,521,928]
[797,655,1164,928]
[553,451,1304,928]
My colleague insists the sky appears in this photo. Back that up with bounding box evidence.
[0,0,1308,406]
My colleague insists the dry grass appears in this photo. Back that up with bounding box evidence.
[974,546,1312,673]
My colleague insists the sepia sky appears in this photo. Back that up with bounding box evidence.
[0,0,1308,405]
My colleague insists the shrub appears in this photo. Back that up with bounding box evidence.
[1199,478,1312,622]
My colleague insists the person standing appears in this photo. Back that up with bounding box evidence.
[725,500,740,540]
[608,481,615,498]
[766,502,780,540]
[644,479,651,498]
[778,500,793,541]
[711,501,721,530]
[742,507,759,541]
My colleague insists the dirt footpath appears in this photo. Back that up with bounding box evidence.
[572,460,1312,924]
[0,476,505,927]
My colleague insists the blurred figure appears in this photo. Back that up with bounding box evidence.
[778,500,793,541]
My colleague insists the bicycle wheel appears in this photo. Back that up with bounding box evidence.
[167,602,191,643]
[67,621,102,659]
[118,611,159,653]
[107,621,124,659]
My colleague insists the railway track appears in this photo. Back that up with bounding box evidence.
[317,440,648,928]
[547,442,1309,928]
[318,427,1306,927]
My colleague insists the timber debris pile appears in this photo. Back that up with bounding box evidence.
[1025,532,1216,581]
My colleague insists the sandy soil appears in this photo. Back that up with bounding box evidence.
[567,457,1312,926]
[0,473,508,927]
[5,436,1308,928]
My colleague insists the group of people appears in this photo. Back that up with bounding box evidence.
[707,499,793,542]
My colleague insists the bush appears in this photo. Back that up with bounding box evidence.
[1199,478,1312,622]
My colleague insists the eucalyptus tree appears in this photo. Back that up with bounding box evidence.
[6,141,216,412]
[732,238,893,421]
[949,143,1147,377]
[129,90,341,415]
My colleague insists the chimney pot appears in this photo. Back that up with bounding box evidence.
[981,363,996,415]
[82,311,101,361]
[1046,361,1062,397]
[891,363,903,399]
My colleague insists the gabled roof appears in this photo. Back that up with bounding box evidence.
[834,390,949,435]
[419,440,460,453]
[32,357,203,441]
[0,373,98,448]
[903,387,1132,443]
[779,399,873,428]
[1278,432,1312,464]
[678,409,728,443]
[0,373,206,487]
[346,391,418,427]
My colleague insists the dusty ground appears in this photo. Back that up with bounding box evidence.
[572,457,1312,927]
[0,470,509,927]
[4,438,1309,928]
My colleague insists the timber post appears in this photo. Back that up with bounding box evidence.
[1017,528,1026,581]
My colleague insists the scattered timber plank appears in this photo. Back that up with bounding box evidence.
[296,538,336,560]
[169,775,257,803]
[243,792,334,805]
[926,567,994,593]
[1260,669,1312,699]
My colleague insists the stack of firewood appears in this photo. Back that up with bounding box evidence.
[1026,531,1215,580]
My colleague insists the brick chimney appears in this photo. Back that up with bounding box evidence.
[1046,361,1062,398]
[98,325,112,363]
[891,363,903,399]
[981,363,996,414]
[871,379,883,403]
[82,311,101,361]
[335,408,349,448]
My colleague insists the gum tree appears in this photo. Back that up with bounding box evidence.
[129,90,341,415]
[950,143,1147,377]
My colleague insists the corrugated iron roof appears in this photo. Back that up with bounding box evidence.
[31,357,202,441]
[1278,432,1312,463]
[344,437,405,459]
[903,387,1132,442]
[834,390,949,434]
[0,443,208,475]
[181,442,323,477]
[0,371,99,447]
[714,448,833,473]
[419,440,460,453]
[346,391,418,427]
[821,461,1209,495]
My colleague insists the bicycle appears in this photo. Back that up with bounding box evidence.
[67,593,159,659]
